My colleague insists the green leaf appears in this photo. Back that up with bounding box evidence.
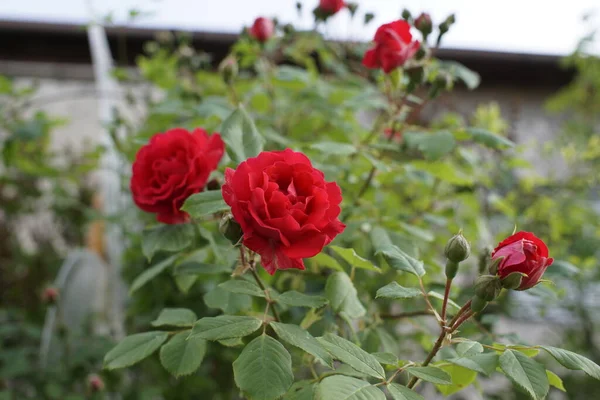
[375,282,421,299]
[286,382,316,400]
[325,272,366,319]
[271,322,333,368]
[317,376,385,400]
[546,370,566,392]
[174,261,232,275]
[181,190,229,219]
[440,61,481,89]
[159,331,206,377]
[371,352,398,366]
[219,279,265,297]
[141,224,194,261]
[220,105,264,165]
[311,252,344,271]
[406,366,452,385]
[449,353,499,376]
[465,127,514,148]
[218,337,244,347]
[435,364,477,396]
[318,334,385,380]
[203,286,251,314]
[310,142,357,156]
[190,316,262,341]
[427,291,460,310]
[404,130,456,160]
[151,308,197,328]
[233,335,293,400]
[329,246,381,272]
[540,346,600,380]
[456,341,484,357]
[397,222,434,242]
[130,255,178,295]
[499,349,549,400]
[104,331,169,370]
[378,246,425,277]
[387,383,424,400]
[276,291,328,308]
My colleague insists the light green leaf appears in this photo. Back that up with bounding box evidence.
[500,349,549,400]
[219,279,265,297]
[220,105,264,165]
[190,316,262,341]
[546,370,566,392]
[371,352,398,366]
[159,331,206,377]
[456,341,484,357]
[310,142,357,156]
[271,322,333,368]
[406,366,452,385]
[370,228,425,277]
[317,376,385,400]
[318,334,385,380]
[104,331,169,370]
[435,364,477,396]
[130,255,178,295]
[362,153,391,172]
[397,222,434,242]
[286,382,316,400]
[151,308,197,328]
[330,246,381,272]
[375,282,421,299]
[142,224,194,261]
[276,291,328,308]
[449,353,499,376]
[540,346,600,380]
[404,130,456,160]
[203,285,251,314]
[388,383,424,400]
[428,291,460,310]
[218,337,244,347]
[181,190,229,219]
[311,252,344,271]
[233,335,293,400]
[465,127,514,148]
[325,272,366,319]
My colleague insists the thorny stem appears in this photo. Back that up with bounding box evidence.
[242,247,281,322]
[441,278,452,323]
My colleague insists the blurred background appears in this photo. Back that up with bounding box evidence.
[1,1,600,399]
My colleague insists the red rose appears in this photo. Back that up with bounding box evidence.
[222,149,345,274]
[362,20,420,73]
[88,374,105,392]
[249,17,274,42]
[319,0,345,15]
[42,287,59,304]
[131,128,224,224]
[384,128,402,143]
[492,231,553,290]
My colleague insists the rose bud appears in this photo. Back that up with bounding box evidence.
[219,213,243,246]
[222,149,345,274]
[362,20,420,73]
[88,374,105,392]
[318,0,346,16]
[474,274,502,302]
[42,287,59,305]
[414,12,433,37]
[444,232,470,279]
[491,231,553,290]
[401,8,412,21]
[218,55,238,85]
[131,128,225,224]
[249,17,274,43]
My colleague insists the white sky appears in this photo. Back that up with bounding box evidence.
[1,0,599,55]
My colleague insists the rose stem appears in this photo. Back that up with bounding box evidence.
[441,278,452,323]
[246,253,281,323]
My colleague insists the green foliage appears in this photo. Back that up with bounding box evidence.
[104,331,169,370]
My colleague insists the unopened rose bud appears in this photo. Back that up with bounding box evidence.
[414,13,432,37]
[206,178,221,191]
[218,56,238,85]
[444,232,471,264]
[470,295,488,313]
[249,17,274,43]
[219,213,243,245]
[88,374,105,392]
[501,272,526,290]
[346,2,358,17]
[42,287,59,305]
[474,275,502,302]
[401,8,412,21]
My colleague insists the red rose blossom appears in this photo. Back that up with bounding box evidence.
[131,128,224,224]
[319,0,345,15]
[222,149,345,274]
[492,231,553,290]
[362,20,420,73]
[249,17,274,42]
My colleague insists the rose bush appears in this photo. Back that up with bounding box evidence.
[130,128,224,224]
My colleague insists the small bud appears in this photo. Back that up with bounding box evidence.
[470,295,488,313]
[218,56,238,85]
[501,272,526,290]
[405,65,425,93]
[364,12,375,25]
[206,179,220,191]
[401,8,412,21]
[474,275,502,302]
[219,213,243,245]
[88,374,105,393]
[296,2,302,12]
[488,256,503,275]
[414,13,433,37]
[346,2,358,17]
[42,287,59,305]
[415,46,427,60]
[444,232,471,263]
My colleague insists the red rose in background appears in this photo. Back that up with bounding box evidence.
[319,0,345,15]
[492,231,553,290]
[131,128,224,224]
[222,149,345,274]
[362,20,420,73]
[249,17,274,42]
[384,128,402,143]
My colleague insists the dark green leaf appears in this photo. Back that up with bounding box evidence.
[271,322,333,368]
[325,272,366,319]
[318,334,385,379]
[540,346,600,380]
[449,353,499,376]
[375,282,421,299]
[371,352,398,366]
[190,316,262,340]
[388,383,424,400]
[203,286,251,314]
[181,190,229,219]
[330,246,380,272]
[151,308,197,328]
[406,366,452,384]
[159,331,206,377]
[174,261,232,275]
[104,331,169,369]
[464,127,514,148]
[500,349,549,400]
[219,279,265,297]
[220,105,264,164]
[142,224,194,261]
[404,130,456,160]
[130,255,178,294]
[276,291,328,308]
